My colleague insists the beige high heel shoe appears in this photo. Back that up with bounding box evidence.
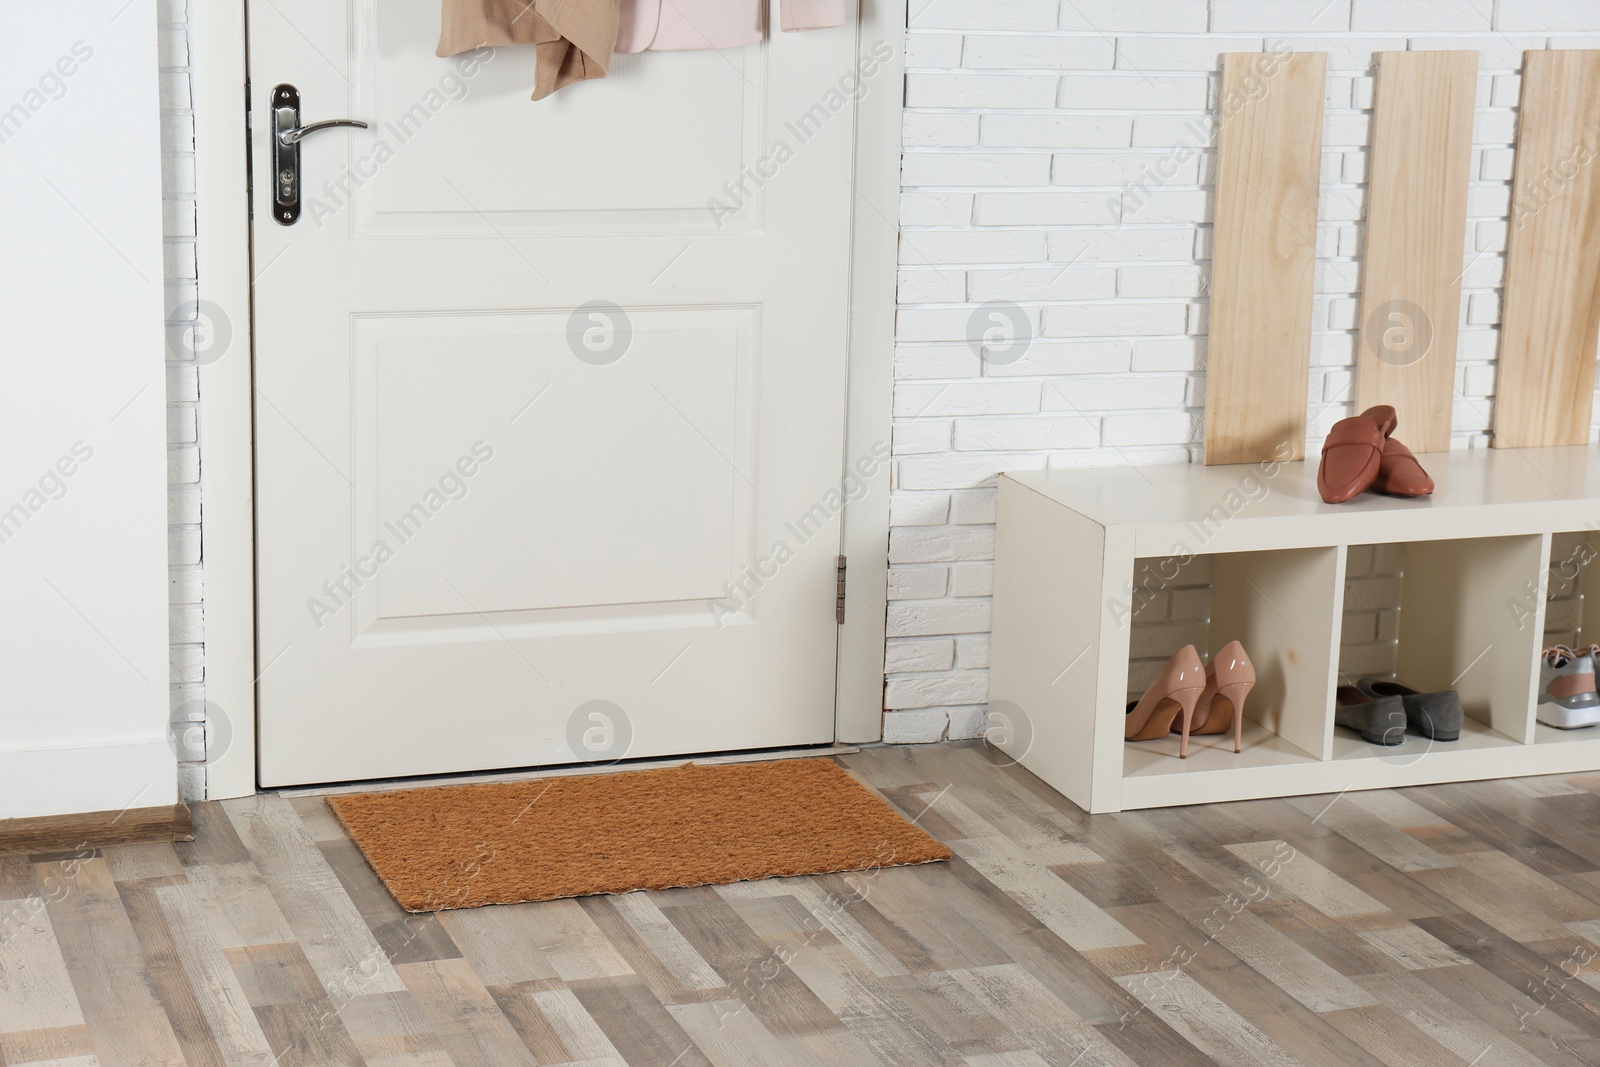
[1125,644,1207,759]
[1181,640,1256,754]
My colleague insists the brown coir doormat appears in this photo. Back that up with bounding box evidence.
[326,758,951,911]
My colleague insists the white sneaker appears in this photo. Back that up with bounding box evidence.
[1538,646,1600,729]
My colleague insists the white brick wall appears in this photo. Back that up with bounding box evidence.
[888,0,1600,742]
[157,0,205,799]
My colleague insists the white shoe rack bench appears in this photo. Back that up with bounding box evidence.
[990,444,1600,814]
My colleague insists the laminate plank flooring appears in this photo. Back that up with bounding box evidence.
[8,744,1600,1064]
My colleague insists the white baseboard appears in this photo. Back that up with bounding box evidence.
[0,739,177,820]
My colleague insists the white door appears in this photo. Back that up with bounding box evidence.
[250,1,862,786]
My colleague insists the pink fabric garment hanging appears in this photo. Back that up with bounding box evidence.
[615,0,848,53]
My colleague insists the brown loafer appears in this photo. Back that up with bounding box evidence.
[1361,404,1397,437]
[1317,405,1395,504]
[1371,437,1434,497]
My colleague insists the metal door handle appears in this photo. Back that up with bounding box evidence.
[269,83,368,226]
[277,118,369,146]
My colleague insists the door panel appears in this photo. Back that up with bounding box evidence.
[354,308,755,617]
[251,0,856,785]
[358,48,763,231]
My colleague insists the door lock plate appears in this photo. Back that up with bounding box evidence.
[270,84,302,225]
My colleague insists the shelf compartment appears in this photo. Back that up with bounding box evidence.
[1119,546,1344,775]
[1391,534,1546,744]
[1211,546,1344,761]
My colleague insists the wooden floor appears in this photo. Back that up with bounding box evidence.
[5,743,1600,1066]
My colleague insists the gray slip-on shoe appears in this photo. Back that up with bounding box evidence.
[1334,685,1407,746]
[1356,678,1462,741]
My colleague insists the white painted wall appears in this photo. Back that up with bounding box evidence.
[0,1,176,817]
[885,0,1600,742]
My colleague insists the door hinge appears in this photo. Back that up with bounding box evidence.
[835,555,847,624]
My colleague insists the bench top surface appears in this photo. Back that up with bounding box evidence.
[1003,444,1600,539]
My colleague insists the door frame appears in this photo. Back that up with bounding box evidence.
[191,0,904,799]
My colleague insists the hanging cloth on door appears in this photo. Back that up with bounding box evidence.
[437,0,619,101]
[615,0,847,52]
[439,0,849,99]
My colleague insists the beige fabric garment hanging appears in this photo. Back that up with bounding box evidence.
[437,0,618,100]
[439,0,849,99]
